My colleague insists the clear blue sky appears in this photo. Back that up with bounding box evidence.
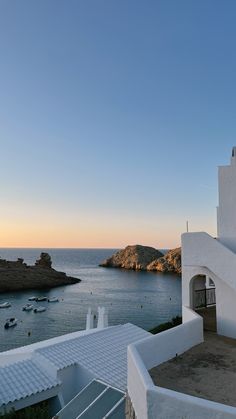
[0,0,236,248]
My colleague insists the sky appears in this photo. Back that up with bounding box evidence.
[0,0,236,249]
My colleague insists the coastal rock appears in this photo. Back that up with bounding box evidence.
[0,254,80,292]
[35,252,52,268]
[147,247,181,274]
[100,245,164,271]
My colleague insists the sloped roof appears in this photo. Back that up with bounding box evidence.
[0,323,150,407]
[37,323,149,390]
[0,359,60,406]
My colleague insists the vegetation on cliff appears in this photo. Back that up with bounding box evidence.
[0,401,50,419]
[149,315,182,334]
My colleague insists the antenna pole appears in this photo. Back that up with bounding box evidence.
[186,220,189,233]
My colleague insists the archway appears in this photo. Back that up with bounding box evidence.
[190,275,216,332]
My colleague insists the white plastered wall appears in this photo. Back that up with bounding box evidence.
[182,264,236,339]
[215,277,236,338]
[217,151,236,252]
[57,364,94,405]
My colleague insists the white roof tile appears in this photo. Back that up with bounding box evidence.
[0,323,149,407]
[0,359,60,406]
[37,323,149,390]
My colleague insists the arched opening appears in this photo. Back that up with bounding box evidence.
[190,275,216,332]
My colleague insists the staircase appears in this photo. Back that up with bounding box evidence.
[182,232,236,291]
[54,379,125,419]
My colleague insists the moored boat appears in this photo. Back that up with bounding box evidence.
[28,296,37,301]
[22,304,34,311]
[48,297,59,303]
[34,306,46,313]
[35,296,47,302]
[0,302,11,309]
[4,318,17,329]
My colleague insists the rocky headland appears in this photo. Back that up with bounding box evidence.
[147,247,181,274]
[100,245,164,271]
[0,252,80,292]
[100,245,181,275]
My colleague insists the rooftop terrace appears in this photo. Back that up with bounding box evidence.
[150,332,236,407]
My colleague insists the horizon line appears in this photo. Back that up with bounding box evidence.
[0,245,172,250]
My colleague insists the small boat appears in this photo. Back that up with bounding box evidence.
[4,318,17,329]
[0,302,11,309]
[28,296,37,301]
[48,297,59,303]
[22,304,34,311]
[36,296,47,302]
[34,306,46,313]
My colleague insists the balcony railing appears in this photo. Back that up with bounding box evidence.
[194,288,216,309]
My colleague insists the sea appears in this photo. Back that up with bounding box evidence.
[0,248,181,352]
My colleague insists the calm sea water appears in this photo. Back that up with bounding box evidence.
[0,248,181,352]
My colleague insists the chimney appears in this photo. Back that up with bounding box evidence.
[231,146,236,164]
[86,307,94,330]
[97,306,108,329]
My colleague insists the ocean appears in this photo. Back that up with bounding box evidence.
[0,248,181,352]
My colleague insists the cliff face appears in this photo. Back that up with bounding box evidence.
[0,253,80,292]
[100,245,164,271]
[147,247,181,274]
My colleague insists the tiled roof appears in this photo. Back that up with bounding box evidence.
[0,359,60,406]
[0,323,149,408]
[37,323,149,390]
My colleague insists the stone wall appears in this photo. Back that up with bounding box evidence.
[125,394,136,419]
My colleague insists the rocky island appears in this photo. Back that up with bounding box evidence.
[146,247,181,274]
[0,252,80,292]
[100,245,181,274]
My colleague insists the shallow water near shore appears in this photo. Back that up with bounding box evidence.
[0,248,181,352]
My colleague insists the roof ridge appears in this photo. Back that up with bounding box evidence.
[36,325,123,353]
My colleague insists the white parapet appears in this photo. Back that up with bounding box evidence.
[126,308,236,419]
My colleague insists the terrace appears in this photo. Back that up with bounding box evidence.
[149,331,236,407]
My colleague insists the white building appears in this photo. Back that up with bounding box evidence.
[0,322,149,417]
[127,148,236,418]
[182,147,236,339]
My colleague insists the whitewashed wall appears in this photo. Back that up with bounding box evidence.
[216,278,236,338]
[57,364,94,405]
[182,232,236,291]
[127,308,230,419]
[131,308,203,371]
[128,308,236,418]
[218,154,236,252]
[182,232,236,338]
[147,386,236,419]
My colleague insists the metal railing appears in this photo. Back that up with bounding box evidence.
[194,288,216,309]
